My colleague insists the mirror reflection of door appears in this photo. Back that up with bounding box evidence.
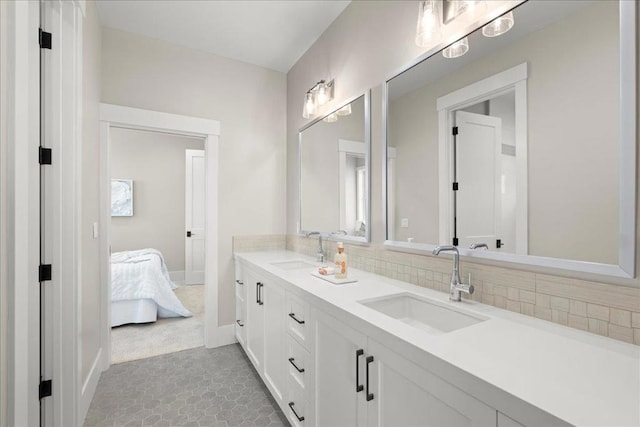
[339,139,367,236]
[455,110,502,250]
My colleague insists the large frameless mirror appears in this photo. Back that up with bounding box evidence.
[384,0,636,277]
[299,92,371,243]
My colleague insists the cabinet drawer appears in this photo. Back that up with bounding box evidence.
[287,334,310,390]
[287,377,309,427]
[286,292,310,349]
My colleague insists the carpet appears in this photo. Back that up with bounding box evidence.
[111,285,205,364]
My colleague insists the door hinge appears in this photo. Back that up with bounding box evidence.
[39,147,52,165]
[452,126,458,135]
[39,29,52,49]
[39,264,52,282]
[39,379,52,399]
[452,182,459,191]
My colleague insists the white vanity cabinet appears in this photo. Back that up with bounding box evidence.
[240,266,288,406]
[366,338,495,427]
[312,309,495,427]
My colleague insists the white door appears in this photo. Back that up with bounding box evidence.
[185,149,205,284]
[314,309,368,427]
[367,338,496,427]
[455,111,503,250]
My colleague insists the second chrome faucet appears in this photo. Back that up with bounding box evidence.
[432,245,474,301]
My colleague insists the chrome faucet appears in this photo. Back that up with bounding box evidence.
[432,245,474,301]
[469,242,489,250]
[305,231,325,262]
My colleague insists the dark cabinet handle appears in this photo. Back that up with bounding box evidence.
[258,283,264,305]
[366,355,374,401]
[256,282,260,304]
[236,279,243,285]
[236,320,244,327]
[288,357,304,373]
[356,349,364,392]
[288,402,304,422]
[288,313,305,324]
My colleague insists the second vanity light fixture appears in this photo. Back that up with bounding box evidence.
[302,79,335,119]
[415,0,515,59]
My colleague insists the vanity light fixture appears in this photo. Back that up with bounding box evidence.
[415,0,442,47]
[336,104,351,116]
[442,36,469,58]
[323,113,338,123]
[302,79,335,119]
[482,11,514,37]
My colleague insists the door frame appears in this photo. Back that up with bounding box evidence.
[99,104,223,373]
[437,62,528,254]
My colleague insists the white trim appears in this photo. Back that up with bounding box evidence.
[78,348,102,423]
[101,103,221,137]
[2,2,41,425]
[216,324,238,347]
[100,104,222,374]
[169,270,186,286]
[436,63,528,254]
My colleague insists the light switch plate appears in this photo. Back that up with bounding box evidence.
[400,218,409,228]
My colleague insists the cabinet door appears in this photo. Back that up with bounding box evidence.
[234,262,247,349]
[314,309,368,427]
[245,270,264,370]
[263,280,286,403]
[367,338,496,427]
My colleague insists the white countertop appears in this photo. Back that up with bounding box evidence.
[235,250,640,427]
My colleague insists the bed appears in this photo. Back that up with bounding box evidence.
[111,248,192,327]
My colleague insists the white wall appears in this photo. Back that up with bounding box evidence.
[110,128,204,272]
[287,1,640,290]
[101,28,286,325]
[81,0,102,388]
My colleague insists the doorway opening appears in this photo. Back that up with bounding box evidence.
[108,127,206,363]
[100,104,222,372]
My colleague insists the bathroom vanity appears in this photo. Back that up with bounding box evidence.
[234,251,640,427]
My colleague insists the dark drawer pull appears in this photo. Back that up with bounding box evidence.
[258,283,264,305]
[256,282,260,304]
[355,349,364,392]
[288,312,305,324]
[236,320,244,327]
[366,355,374,401]
[288,357,305,373]
[236,279,244,285]
[288,402,304,422]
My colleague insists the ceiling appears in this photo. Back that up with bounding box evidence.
[95,0,350,73]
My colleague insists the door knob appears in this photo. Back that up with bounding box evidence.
[186,231,192,237]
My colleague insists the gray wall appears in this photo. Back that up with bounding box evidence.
[388,1,619,263]
[81,0,102,387]
[102,27,287,325]
[287,0,640,289]
[110,128,204,272]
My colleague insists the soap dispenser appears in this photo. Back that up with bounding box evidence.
[334,242,348,279]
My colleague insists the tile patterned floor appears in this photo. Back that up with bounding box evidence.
[84,344,289,427]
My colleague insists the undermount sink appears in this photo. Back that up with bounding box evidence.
[359,293,487,335]
[271,260,317,271]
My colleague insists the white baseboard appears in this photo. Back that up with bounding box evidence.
[205,324,237,349]
[79,348,103,425]
[169,270,185,286]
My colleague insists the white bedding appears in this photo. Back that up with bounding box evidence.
[111,249,192,325]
